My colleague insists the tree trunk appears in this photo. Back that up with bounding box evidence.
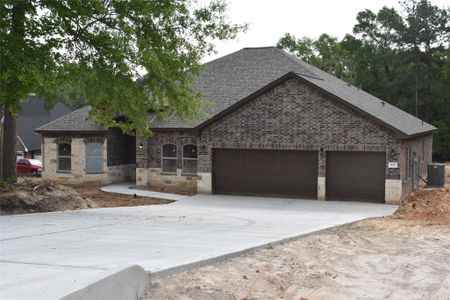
[0,106,3,180]
[1,106,17,180]
[1,2,26,181]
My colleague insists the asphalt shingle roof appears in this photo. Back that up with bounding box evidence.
[36,47,435,137]
[156,47,435,137]
[35,105,105,133]
[16,97,73,150]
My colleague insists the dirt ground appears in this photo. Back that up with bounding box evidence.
[73,186,173,207]
[145,188,450,300]
[0,178,171,215]
[446,162,450,187]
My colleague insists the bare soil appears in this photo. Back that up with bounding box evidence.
[145,187,450,300]
[73,186,173,207]
[0,178,171,215]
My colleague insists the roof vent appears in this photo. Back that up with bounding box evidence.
[381,101,385,107]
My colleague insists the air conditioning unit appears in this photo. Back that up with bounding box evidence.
[427,163,445,187]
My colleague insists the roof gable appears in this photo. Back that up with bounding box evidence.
[35,105,105,133]
[155,47,435,137]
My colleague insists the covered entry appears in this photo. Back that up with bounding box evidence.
[326,151,385,202]
[212,149,318,198]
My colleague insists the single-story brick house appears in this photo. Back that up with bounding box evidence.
[36,47,435,203]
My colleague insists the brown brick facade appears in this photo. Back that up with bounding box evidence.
[400,134,433,197]
[138,78,432,202]
[198,78,401,179]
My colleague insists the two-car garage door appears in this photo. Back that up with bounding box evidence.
[212,149,318,199]
[212,149,386,202]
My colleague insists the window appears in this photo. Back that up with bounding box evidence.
[86,143,103,173]
[58,143,71,171]
[162,144,177,174]
[182,145,197,175]
[17,159,29,165]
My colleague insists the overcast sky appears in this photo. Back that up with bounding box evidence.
[204,0,449,62]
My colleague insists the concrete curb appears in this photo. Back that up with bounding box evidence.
[60,265,150,300]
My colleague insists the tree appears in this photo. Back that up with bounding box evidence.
[277,0,450,161]
[0,0,245,180]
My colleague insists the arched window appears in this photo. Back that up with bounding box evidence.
[58,143,71,171]
[162,144,177,174]
[86,143,103,173]
[182,144,197,175]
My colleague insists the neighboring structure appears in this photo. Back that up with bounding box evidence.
[0,96,73,160]
[36,106,136,185]
[38,47,435,203]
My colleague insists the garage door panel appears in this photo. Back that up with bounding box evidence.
[212,149,318,198]
[326,151,385,202]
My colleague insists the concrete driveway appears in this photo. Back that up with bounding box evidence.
[0,195,397,300]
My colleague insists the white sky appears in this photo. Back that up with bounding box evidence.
[204,0,449,62]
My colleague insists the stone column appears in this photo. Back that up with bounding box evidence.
[317,148,326,200]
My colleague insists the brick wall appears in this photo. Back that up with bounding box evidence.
[137,131,197,168]
[400,133,433,197]
[198,78,401,179]
[138,77,432,202]
[136,131,198,192]
[107,128,136,166]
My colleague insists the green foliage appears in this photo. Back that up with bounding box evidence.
[0,0,246,134]
[0,177,15,189]
[277,0,450,160]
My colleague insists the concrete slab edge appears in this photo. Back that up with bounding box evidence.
[99,184,187,202]
[151,216,388,279]
[60,264,150,300]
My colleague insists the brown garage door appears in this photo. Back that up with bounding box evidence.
[326,151,385,202]
[212,149,318,198]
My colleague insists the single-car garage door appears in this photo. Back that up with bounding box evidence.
[212,149,318,198]
[326,151,385,202]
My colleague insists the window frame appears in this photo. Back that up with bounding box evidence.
[182,144,198,176]
[85,142,104,174]
[57,142,71,172]
[161,144,177,174]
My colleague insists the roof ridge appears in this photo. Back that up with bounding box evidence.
[242,46,277,49]
[274,47,323,80]
[202,48,247,66]
[35,105,91,132]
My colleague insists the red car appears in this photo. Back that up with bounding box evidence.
[16,158,42,174]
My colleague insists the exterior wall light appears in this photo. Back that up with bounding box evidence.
[138,143,143,149]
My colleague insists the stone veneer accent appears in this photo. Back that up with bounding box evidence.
[385,179,403,204]
[42,133,135,185]
[317,177,326,200]
[136,167,196,193]
[197,172,212,194]
[42,136,108,185]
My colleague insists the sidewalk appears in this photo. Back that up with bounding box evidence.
[100,182,190,201]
